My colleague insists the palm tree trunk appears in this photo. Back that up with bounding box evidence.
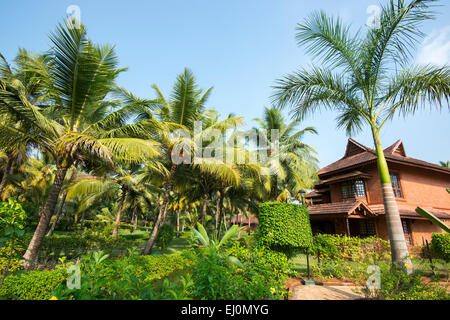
[47,167,77,237]
[238,213,244,238]
[201,191,208,225]
[22,165,70,270]
[0,157,13,199]
[80,211,86,230]
[143,164,176,255]
[133,209,138,233]
[112,189,127,238]
[372,129,413,274]
[216,190,224,238]
[176,209,181,238]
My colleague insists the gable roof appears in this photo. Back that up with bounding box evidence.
[318,138,450,177]
[308,200,377,217]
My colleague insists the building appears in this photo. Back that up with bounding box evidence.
[305,138,450,246]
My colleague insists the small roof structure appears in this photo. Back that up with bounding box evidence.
[308,200,377,217]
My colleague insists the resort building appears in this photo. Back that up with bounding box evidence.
[305,138,450,246]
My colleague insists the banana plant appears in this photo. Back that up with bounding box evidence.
[190,223,244,268]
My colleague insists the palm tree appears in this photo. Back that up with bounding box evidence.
[67,164,156,238]
[141,69,245,254]
[439,161,450,168]
[273,0,450,273]
[0,21,160,269]
[253,106,319,200]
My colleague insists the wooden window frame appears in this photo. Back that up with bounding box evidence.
[341,179,367,199]
[390,172,403,198]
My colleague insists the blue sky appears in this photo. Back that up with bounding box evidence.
[1,0,449,168]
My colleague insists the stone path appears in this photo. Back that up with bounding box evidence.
[292,285,364,300]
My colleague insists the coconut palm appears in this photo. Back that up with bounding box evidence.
[253,106,319,200]
[142,69,244,254]
[66,164,157,238]
[273,0,450,272]
[0,21,160,269]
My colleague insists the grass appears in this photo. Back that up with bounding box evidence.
[290,253,318,275]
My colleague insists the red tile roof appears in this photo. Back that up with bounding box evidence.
[305,190,322,198]
[318,139,450,177]
[308,200,376,216]
[308,201,450,220]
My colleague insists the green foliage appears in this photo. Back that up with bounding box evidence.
[52,250,194,300]
[310,235,390,280]
[127,251,194,281]
[431,233,450,262]
[0,199,27,234]
[0,242,24,273]
[156,224,175,251]
[190,236,293,300]
[191,223,242,252]
[362,265,449,300]
[257,202,313,256]
[36,230,144,261]
[0,200,28,288]
[0,269,66,300]
[311,234,390,260]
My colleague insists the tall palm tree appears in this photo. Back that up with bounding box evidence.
[273,0,450,273]
[0,21,160,269]
[253,106,319,200]
[142,69,244,254]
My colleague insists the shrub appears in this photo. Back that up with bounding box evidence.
[128,251,194,281]
[191,240,293,300]
[362,264,449,300]
[431,233,450,262]
[156,224,175,251]
[311,234,390,261]
[52,250,194,300]
[0,269,66,300]
[0,242,25,273]
[310,234,390,280]
[257,202,313,257]
[37,230,144,261]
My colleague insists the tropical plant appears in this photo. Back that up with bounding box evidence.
[253,106,318,200]
[273,0,450,272]
[0,20,160,269]
[142,69,244,254]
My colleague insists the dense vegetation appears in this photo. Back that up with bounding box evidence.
[0,0,449,300]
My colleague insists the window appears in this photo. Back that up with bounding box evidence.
[341,179,366,199]
[390,173,403,198]
[401,219,412,245]
[355,179,366,197]
[359,219,376,237]
[341,181,355,199]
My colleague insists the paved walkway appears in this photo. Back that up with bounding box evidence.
[292,285,364,300]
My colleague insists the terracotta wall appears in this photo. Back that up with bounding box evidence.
[364,163,450,210]
[375,217,449,246]
[410,219,450,245]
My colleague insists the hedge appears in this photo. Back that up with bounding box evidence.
[0,269,66,300]
[257,202,313,256]
[431,233,450,262]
